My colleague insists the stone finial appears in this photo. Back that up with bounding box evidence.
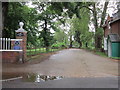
[19,22,24,29]
[16,22,27,33]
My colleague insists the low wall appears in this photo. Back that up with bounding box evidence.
[1,50,23,63]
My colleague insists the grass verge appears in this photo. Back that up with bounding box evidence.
[27,48,61,56]
[111,57,120,60]
[95,51,107,57]
[83,47,120,60]
[83,47,107,57]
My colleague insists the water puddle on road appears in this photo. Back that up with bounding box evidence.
[2,72,63,83]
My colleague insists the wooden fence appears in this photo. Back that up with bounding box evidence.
[27,44,61,56]
[0,38,23,51]
[0,38,11,50]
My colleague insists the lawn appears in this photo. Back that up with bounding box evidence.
[95,51,107,57]
[27,48,60,56]
[111,57,120,60]
[80,47,120,60]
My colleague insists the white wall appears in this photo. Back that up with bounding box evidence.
[108,39,111,57]
[104,38,107,50]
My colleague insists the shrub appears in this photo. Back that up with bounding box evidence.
[51,42,67,49]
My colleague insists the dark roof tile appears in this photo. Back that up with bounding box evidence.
[108,34,120,42]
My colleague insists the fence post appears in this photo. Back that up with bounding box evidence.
[0,38,12,50]
[6,38,7,50]
[0,38,2,49]
[3,38,5,49]
[8,38,11,49]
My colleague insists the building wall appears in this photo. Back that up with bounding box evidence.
[111,20,120,36]
[103,15,112,37]
[103,15,120,37]
[103,15,120,57]
[1,39,23,63]
[104,37,107,50]
[108,39,112,57]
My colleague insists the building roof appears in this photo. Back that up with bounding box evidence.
[108,34,120,42]
[102,15,113,28]
[112,10,120,20]
[110,18,120,24]
[102,10,120,28]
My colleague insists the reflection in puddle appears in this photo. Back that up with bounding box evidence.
[23,73,63,83]
[2,72,63,83]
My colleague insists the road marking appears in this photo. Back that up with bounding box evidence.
[1,76,23,82]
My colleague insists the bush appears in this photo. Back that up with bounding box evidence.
[51,42,67,49]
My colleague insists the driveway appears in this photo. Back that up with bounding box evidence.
[2,49,119,88]
[3,49,118,77]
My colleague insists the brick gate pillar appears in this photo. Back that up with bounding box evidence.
[16,22,27,62]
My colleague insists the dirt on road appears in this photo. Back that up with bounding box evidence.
[2,49,119,78]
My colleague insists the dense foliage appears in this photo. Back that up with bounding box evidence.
[2,2,109,50]
[3,2,39,46]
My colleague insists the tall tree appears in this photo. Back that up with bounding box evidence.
[69,7,90,48]
[33,2,59,51]
[82,2,109,49]
[2,2,9,32]
[92,2,109,49]
[32,2,84,50]
[2,2,39,45]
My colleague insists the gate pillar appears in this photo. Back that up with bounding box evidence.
[16,22,27,62]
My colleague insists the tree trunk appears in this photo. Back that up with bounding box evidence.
[92,2,109,49]
[46,47,49,52]
[95,35,102,49]
[92,3,99,49]
[2,2,9,37]
[69,35,73,48]
[85,42,88,48]
[79,41,82,48]
[43,18,50,52]
[99,2,109,49]
[82,2,109,49]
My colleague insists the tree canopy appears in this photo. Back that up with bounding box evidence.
[2,2,110,50]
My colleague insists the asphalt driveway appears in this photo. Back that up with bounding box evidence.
[2,49,119,88]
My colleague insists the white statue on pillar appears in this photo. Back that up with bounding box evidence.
[19,22,24,29]
[16,22,27,32]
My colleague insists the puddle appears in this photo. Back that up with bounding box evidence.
[2,72,63,82]
[24,73,63,82]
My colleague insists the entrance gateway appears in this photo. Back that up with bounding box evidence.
[0,22,27,63]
